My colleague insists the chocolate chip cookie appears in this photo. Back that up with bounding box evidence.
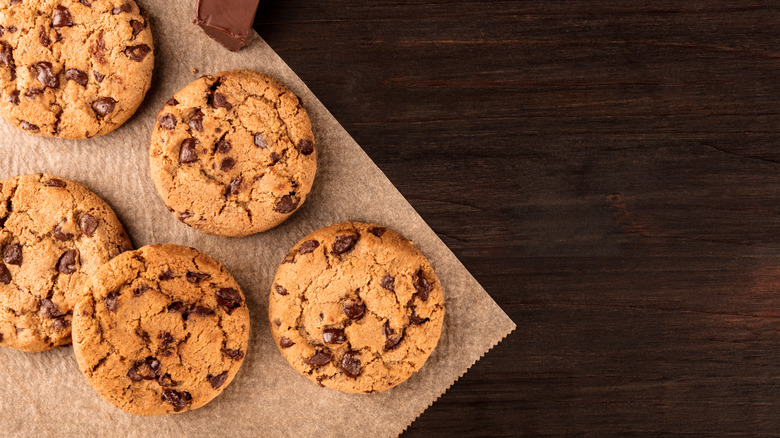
[0,174,131,353]
[269,222,444,393]
[72,244,250,416]
[0,0,154,138]
[149,69,316,237]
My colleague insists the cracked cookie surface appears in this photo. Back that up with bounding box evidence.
[269,222,444,393]
[0,0,154,138]
[0,173,131,352]
[149,69,316,237]
[72,243,250,416]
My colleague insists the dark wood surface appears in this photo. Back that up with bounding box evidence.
[255,1,780,435]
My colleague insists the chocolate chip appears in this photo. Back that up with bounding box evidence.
[383,321,403,350]
[9,0,20,5]
[273,318,281,327]
[297,139,314,156]
[93,71,104,82]
[380,275,395,291]
[125,44,151,62]
[167,301,184,314]
[228,177,242,195]
[158,270,173,281]
[130,19,144,36]
[53,317,69,330]
[57,250,78,274]
[53,222,73,241]
[65,68,88,86]
[6,26,16,33]
[224,349,244,360]
[279,336,294,348]
[80,0,92,6]
[159,331,175,347]
[0,42,14,69]
[4,243,21,265]
[158,113,176,130]
[8,90,19,105]
[104,290,120,312]
[331,234,358,255]
[92,97,116,119]
[275,284,288,295]
[216,138,231,153]
[39,299,61,318]
[409,309,429,325]
[0,264,10,284]
[80,213,98,236]
[368,227,386,237]
[112,3,132,14]
[187,306,214,319]
[186,271,210,283]
[157,373,179,387]
[128,357,161,382]
[24,88,42,99]
[305,351,332,368]
[274,195,299,214]
[270,152,281,164]
[215,157,234,172]
[133,285,149,296]
[342,301,365,320]
[254,133,267,149]
[39,26,51,47]
[179,138,199,163]
[44,178,66,187]
[177,212,193,222]
[167,97,178,106]
[298,240,319,254]
[91,31,107,64]
[35,62,59,88]
[414,269,432,301]
[187,110,204,131]
[208,371,228,389]
[162,389,192,412]
[52,6,73,27]
[21,121,39,131]
[215,288,242,314]
[323,329,346,344]
[212,92,231,110]
[341,351,361,378]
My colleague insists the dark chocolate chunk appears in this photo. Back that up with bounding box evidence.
[341,351,361,378]
[224,348,244,360]
[124,44,151,62]
[323,329,346,344]
[158,270,173,281]
[269,152,280,164]
[208,371,229,389]
[212,92,231,110]
[409,309,429,325]
[414,269,432,301]
[80,213,98,236]
[57,250,78,274]
[179,138,199,163]
[104,290,120,312]
[65,68,88,86]
[218,157,235,172]
[185,271,210,283]
[133,285,150,297]
[92,97,116,118]
[91,31,107,64]
[380,275,395,291]
[254,133,267,149]
[273,318,281,326]
[35,62,59,88]
[162,389,192,412]
[331,234,357,255]
[52,6,73,27]
[80,0,92,6]
[130,19,144,37]
[298,240,319,254]
[39,26,51,47]
[157,373,179,387]
[167,301,184,314]
[215,287,242,313]
[53,222,73,241]
[158,113,176,130]
[159,331,175,347]
[44,178,66,187]
[228,177,242,195]
[177,212,193,222]
[20,121,39,132]
[216,138,231,153]
[297,139,314,156]
[128,357,161,382]
[275,284,288,295]
[0,264,11,284]
[187,110,204,132]
[112,3,132,14]
[53,318,69,330]
[167,97,178,106]
[383,321,402,350]
[24,88,43,99]
[8,90,19,105]
[0,42,14,69]
[368,227,386,237]
[304,351,332,368]
[274,195,298,214]
[187,305,214,319]
[342,301,365,320]
[279,336,294,348]
[4,243,21,265]
[6,26,16,33]
[194,0,260,52]
[39,299,61,318]
[93,71,105,82]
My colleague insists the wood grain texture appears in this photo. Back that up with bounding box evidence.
[256,1,779,435]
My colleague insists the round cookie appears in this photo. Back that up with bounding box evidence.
[149,69,316,237]
[269,222,445,393]
[0,0,154,138]
[72,244,250,416]
[0,173,131,353]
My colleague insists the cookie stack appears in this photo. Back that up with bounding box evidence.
[0,0,445,417]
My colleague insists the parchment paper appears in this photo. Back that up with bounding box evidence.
[0,1,516,436]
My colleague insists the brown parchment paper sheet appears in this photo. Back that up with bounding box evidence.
[0,1,516,436]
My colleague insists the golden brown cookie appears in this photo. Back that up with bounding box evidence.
[149,69,316,237]
[0,174,131,353]
[0,0,154,138]
[269,222,444,393]
[72,244,250,416]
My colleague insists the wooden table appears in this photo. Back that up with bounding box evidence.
[258,1,779,435]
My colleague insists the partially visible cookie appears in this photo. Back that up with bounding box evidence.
[72,244,250,416]
[0,0,154,138]
[269,222,444,393]
[149,69,316,237]
[0,174,131,353]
